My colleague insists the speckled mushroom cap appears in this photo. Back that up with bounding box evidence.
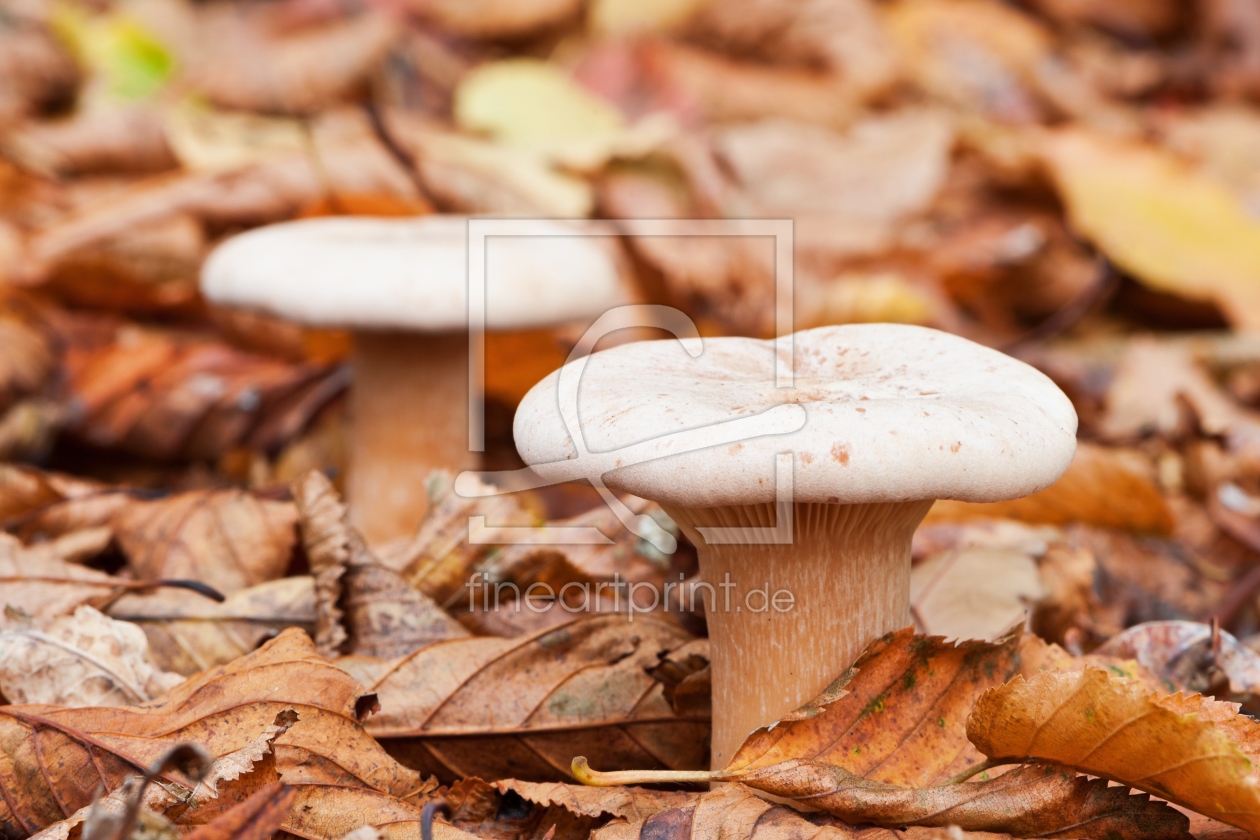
[201,215,623,331]
[514,324,1078,508]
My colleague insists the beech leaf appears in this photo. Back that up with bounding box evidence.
[967,667,1260,835]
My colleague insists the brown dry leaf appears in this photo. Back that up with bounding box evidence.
[424,0,581,38]
[0,605,183,707]
[0,298,55,414]
[379,471,537,609]
[883,0,1051,123]
[968,669,1260,834]
[113,489,297,597]
[575,630,1187,838]
[709,627,1018,785]
[59,321,345,461]
[910,546,1045,642]
[0,530,125,621]
[1095,621,1260,712]
[336,614,708,781]
[0,17,79,124]
[496,779,695,823]
[293,470,468,659]
[181,783,297,840]
[926,443,1173,534]
[0,628,421,839]
[105,576,316,675]
[185,11,398,116]
[1098,338,1260,467]
[679,764,1185,839]
[636,41,858,129]
[682,0,897,96]
[0,463,132,540]
[0,107,177,178]
[25,110,417,273]
[1040,129,1260,330]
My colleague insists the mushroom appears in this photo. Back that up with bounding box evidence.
[513,323,1077,766]
[202,215,623,544]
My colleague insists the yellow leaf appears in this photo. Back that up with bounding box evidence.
[1041,129,1260,330]
[164,101,308,172]
[453,59,672,171]
[967,667,1260,834]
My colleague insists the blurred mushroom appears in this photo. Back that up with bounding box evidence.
[203,215,623,544]
[513,323,1077,765]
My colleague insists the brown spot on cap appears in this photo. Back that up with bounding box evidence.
[831,443,851,465]
[951,441,961,453]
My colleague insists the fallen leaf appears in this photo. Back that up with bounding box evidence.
[60,322,345,461]
[0,530,126,621]
[967,667,1260,834]
[712,111,953,224]
[0,14,80,124]
[884,0,1051,123]
[410,0,582,39]
[573,630,1188,838]
[113,489,297,596]
[926,443,1173,534]
[0,628,420,839]
[635,40,859,129]
[1095,621,1260,711]
[0,605,183,707]
[1040,129,1260,330]
[185,11,398,116]
[589,774,1182,840]
[163,101,309,172]
[0,463,131,540]
[495,779,694,823]
[293,470,468,659]
[0,107,177,178]
[1098,338,1260,468]
[379,471,537,609]
[104,576,316,675]
[336,614,708,781]
[910,547,1045,642]
[181,783,296,840]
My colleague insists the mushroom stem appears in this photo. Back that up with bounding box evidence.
[347,330,476,545]
[665,500,934,769]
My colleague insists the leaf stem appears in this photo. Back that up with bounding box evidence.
[572,757,740,786]
[939,757,1024,786]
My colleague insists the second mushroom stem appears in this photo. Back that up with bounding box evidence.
[665,500,934,768]
[347,330,476,546]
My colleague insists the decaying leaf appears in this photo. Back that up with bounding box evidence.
[911,546,1045,642]
[60,321,345,461]
[1040,129,1260,330]
[0,628,420,840]
[1095,620,1260,709]
[967,667,1260,834]
[105,576,316,676]
[181,783,297,840]
[379,471,537,608]
[293,470,468,659]
[926,443,1172,534]
[573,629,1188,838]
[591,783,1007,840]
[0,530,127,621]
[336,614,708,781]
[0,605,183,707]
[113,489,297,596]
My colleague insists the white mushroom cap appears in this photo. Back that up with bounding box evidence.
[201,216,624,332]
[514,324,1078,508]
